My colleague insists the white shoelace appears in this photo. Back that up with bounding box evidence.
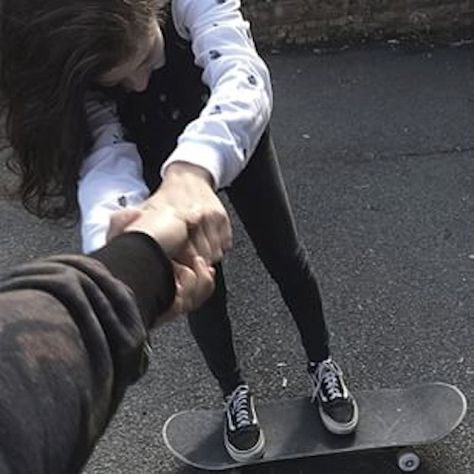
[228,385,252,429]
[311,359,344,403]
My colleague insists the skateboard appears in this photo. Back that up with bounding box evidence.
[163,382,467,472]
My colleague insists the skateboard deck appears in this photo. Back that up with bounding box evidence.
[163,382,467,471]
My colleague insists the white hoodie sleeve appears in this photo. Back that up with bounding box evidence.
[78,0,272,252]
[161,0,273,189]
[78,92,150,253]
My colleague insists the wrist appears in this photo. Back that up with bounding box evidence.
[163,162,214,187]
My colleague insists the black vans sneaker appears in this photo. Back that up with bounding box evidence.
[308,358,359,435]
[224,384,265,461]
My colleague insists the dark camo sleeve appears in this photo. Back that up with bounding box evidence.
[0,232,175,474]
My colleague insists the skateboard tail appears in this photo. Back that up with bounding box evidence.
[424,382,467,443]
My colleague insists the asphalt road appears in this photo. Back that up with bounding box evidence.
[0,44,472,473]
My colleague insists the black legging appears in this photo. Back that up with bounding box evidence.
[186,130,330,395]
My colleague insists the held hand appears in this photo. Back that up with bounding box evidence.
[148,162,233,264]
[107,205,188,259]
[158,257,216,325]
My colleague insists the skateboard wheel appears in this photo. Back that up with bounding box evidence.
[397,450,421,472]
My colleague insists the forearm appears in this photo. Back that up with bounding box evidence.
[161,161,213,187]
[0,233,175,473]
[161,0,273,189]
[91,232,176,327]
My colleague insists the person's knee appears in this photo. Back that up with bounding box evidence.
[259,243,311,282]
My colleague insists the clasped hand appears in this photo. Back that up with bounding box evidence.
[107,162,233,322]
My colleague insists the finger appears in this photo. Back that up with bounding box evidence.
[107,208,142,241]
[184,206,202,229]
[211,207,232,253]
[174,241,199,267]
[220,214,233,253]
[185,205,227,262]
[188,227,214,265]
[214,205,232,253]
[202,210,233,261]
[156,270,186,325]
[189,256,216,309]
[201,217,224,263]
[173,262,198,298]
[173,260,209,314]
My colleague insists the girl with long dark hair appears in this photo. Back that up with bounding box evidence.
[0,0,358,461]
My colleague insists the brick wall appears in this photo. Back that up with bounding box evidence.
[242,0,474,47]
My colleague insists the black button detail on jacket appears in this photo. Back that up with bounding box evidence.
[210,105,222,115]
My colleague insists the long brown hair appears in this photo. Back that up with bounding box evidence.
[0,0,163,219]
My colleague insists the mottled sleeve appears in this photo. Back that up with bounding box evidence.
[0,232,175,474]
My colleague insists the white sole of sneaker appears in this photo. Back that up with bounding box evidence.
[224,429,266,462]
[318,398,359,435]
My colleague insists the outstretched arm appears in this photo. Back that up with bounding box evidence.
[78,91,150,253]
[0,206,214,473]
[163,0,273,188]
[149,0,273,264]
